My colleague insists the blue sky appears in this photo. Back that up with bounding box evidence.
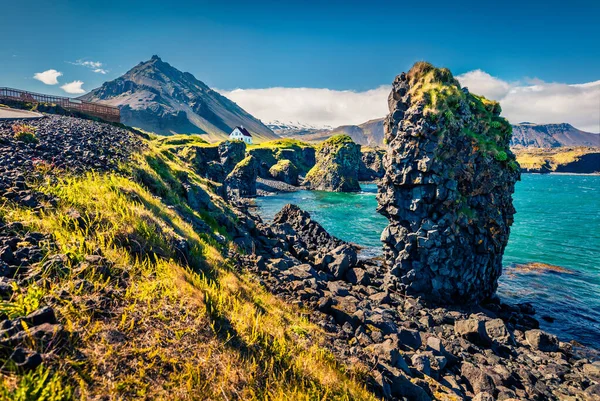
[1,0,599,131]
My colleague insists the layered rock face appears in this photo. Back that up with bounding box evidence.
[359,148,386,181]
[304,135,361,192]
[377,62,520,304]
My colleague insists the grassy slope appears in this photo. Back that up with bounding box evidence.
[0,134,375,400]
[514,146,599,171]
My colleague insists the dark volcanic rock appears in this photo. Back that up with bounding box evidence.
[304,135,361,192]
[0,115,144,205]
[525,329,559,352]
[359,148,386,181]
[377,62,520,304]
[224,155,258,200]
[272,204,345,254]
[269,159,299,185]
[219,140,246,173]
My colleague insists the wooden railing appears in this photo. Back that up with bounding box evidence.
[0,87,120,123]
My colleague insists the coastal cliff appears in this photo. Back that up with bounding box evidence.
[377,62,520,304]
[514,146,600,174]
[0,112,598,400]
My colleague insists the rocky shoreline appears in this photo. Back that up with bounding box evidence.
[1,106,599,400]
[229,202,600,400]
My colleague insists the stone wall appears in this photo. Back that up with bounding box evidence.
[377,62,520,304]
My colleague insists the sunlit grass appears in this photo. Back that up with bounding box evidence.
[0,135,377,400]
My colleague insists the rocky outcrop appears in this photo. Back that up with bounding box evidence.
[304,135,361,192]
[514,146,600,174]
[247,141,316,179]
[377,62,520,304]
[224,155,258,200]
[230,203,597,401]
[188,140,246,182]
[269,160,299,185]
[359,148,386,181]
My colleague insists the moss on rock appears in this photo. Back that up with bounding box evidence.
[304,135,361,192]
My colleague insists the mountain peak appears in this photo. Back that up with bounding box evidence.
[79,58,278,142]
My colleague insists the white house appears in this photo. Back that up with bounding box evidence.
[229,126,253,145]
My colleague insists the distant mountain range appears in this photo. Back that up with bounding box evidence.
[266,121,331,137]
[281,118,599,149]
[80,56,278,142]
[510,122,599,148]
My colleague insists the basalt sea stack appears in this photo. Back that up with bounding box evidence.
[377,62,520,304]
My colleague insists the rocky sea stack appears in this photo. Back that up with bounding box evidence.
[377,62,520,304]
[304,134,361,192]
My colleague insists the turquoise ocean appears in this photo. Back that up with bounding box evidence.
[255,174,600,348]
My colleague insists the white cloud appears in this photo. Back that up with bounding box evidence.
[71,59,108,74]
[220,72,600,133]
[60,80,86,94]
[33,69,62,85]
[219,86,390,128]
[455,70,512,100]
[457,71,600,133]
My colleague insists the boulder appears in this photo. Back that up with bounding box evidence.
[376,62,519,304]
[304,135,361,192]
[326,244,358,280]
[273,204,344,253]
[461,362,496,395]
[484,318,514,345]
[455,319,488,345]
[269,159,299,185]
[525,329,559,352]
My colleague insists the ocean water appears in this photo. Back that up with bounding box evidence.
[255,174,600,348]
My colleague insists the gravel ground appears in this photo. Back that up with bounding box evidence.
[0,114,145,208]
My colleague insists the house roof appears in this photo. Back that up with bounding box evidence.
[233,126,252,137]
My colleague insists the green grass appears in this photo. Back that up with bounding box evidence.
[407,62,514,163]
[248,138,312,150]
[0,133,377,400]
[12,123,39,144]
[318,134,354,148]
